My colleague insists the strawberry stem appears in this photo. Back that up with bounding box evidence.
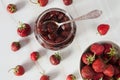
[34,61,45,75]
[29,0,38,4]
[8,68,15,73]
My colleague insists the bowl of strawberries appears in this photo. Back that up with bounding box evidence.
[80,41,120,80]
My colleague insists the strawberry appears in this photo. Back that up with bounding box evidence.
[40,75,49,80]
[63,0,73,6]
[113,66,120,76]
[93,73,104,80]
[90,43,105,55]
[50,53,61,65]
[116,59,120,66]
[103,43,112,54]
[103,64,114,77]
[11,41,21,52]
[81,65,95,79]
[17,22,31,37]
[38,0,48,7]
[92,58,106,72]
[7,4,17,13]
[30,51,40,61]
[9,65,25,76]
[81,52,95,65]
[97,24,110,35]
[66,74,76,80]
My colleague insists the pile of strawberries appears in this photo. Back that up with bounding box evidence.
[80,42,120,80]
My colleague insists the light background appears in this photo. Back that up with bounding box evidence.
[0,0,120,80]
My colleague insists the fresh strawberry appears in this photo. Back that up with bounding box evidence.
[17,22,31,37]
[7,4,17,13]
[97,24,110,35]
[92,58,106,72]
[30,51,39,61]
[90,43,105,55]
[103,43,112,54]
[50,53,61,65]
[9,65,25,76]
[81,52,95,65]
[81,65,95,79]
[113,66,120,76]
[116,59,120,66]
[63,0,73,6]
[109,56,118,64]
[66,74,76,80]
[103,75,112,80]
[38,0,48,7]
[11,41,21,52]
[40,75,49,80]
[93,73,104,80]
[103,64,114,77]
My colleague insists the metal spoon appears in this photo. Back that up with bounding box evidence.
[43,9,102,29]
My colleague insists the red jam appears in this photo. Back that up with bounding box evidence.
[34,8,76,50]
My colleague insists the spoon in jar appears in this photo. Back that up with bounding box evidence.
[43,9,102,30]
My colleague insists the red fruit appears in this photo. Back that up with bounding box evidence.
[30,51,39,61]
[92,58,106,72]
[81,65,95,79]
[90,43,105,55]
[17,22,31,37]
[97,24,110,35]
[38,0,48,7]
[66,74,76,80]
[50,53,61,65]
[81,52,95,65]
[103,64,114,77]
[113,66,120,76]
[40,75,49,80]
[7,4,17,13]
[63,0,73,6]
[116,59,120,66]
[103,43,112,54]
[11,41,21,51]
[93,73,104,80]
[9,65,25,76]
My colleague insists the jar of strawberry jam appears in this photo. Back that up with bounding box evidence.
[34,8,76,50]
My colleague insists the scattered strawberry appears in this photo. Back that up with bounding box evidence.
[81,52,95,65]
[92,58,106,72]
[11,41,21,52]
[7,4,17,13]
[40,75,49,80]
[97,24,110,35]
[38,0,48,7]
[93,73,104,80]
[116,59,120,66]
[103,64,114,77]
[17,22,31,37]
[50,53,61,65]
[90,43,105,55]
[30,51,40,61]
[81,65,95,79]
[66,74,76,80]
[63,0,73,6]
[9,65,25,76]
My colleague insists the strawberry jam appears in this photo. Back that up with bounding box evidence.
[34,8,76,50]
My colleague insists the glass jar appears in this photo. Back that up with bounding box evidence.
[34,8,76,50]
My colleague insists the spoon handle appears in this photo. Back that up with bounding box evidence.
[60,10,102,25]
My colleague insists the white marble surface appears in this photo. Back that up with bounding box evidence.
[0,0,120,80]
